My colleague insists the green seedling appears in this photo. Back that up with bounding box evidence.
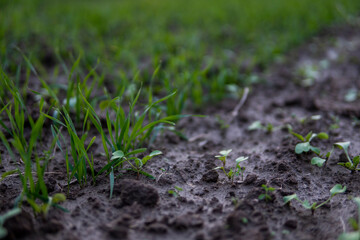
[0,208,21,239]
[259,184,275,202]
[290,130,329,154]
[338,197,360,240]
[97,149,162,198]
[335,142,360,172]
[284,184,346,215]
[215,149,248,183]
[121,150,162,180]
[290,130,331,167]
[248,121,278,133]
[168,186,183,197]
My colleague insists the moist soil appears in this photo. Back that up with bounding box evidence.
[1,24,360,240]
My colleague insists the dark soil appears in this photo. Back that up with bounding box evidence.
[1,24,360,240]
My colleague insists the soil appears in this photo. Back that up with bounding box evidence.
[1,23,360,240]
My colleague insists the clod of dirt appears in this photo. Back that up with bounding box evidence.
[201,170,219,183]
[119,180,159,207]
[39,219,64,234]
[103,214,131,239]
[284,219,298,229]
[157,173,176,186]
[244,174,258,185]
[203,154,217,170]
[277,162,290,173]
[225,201,271,239]
[146,222,168,234]
[170,214,204,231]
[0,183,7,193]
[3,211,34,239]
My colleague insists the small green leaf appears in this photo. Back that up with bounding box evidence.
[302,200,314,209]
[305,132,313,141]
[174,186,183,191]
[310,146,321,155]
[283,194,298,204]
[248,121,263,131]
[317,132,329,140]
[110,150,124,161]
[258,194,265,200]
[290,131,304,141]
[149,150,162,157]
[235,156,248,163]
[353,156,360,167]
[219,149,232,156]
[334,142,350,152]
[295,142,311,154]
[330,184,346,196]
[52,193,66,204]
[311,157,326,167]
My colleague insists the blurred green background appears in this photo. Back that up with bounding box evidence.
[1,0,360,105]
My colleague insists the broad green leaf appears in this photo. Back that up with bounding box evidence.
[330,184,346,195]
[310,146,321,155]
[295,142,311,154]
[311,157,326,167]
[283,194,299,204]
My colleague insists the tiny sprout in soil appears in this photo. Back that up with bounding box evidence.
[284,184,346,215]
[214,149,248,183]
[248,121,279,133]
[259,184,275,202]
[168,186,183,197]
[290,130,331,167]
[334,142,360,172]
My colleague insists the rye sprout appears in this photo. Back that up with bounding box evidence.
[284,184,346,215]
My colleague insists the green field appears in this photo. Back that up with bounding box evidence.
[1,0,360,106]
